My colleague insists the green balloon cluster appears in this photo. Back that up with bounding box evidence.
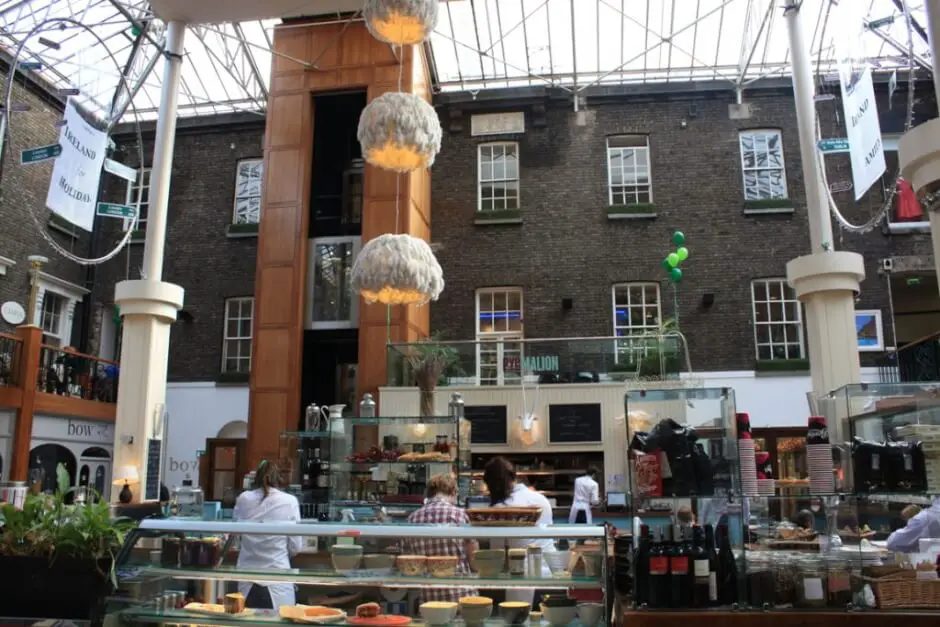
[660,231,689,283]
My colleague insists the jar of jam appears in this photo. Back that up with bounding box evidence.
[161,537,181,568]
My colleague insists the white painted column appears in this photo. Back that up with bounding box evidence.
[783,4,865,437]
[900,0,940,295]
[111,21,187,501]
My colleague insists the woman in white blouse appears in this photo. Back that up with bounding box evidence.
[483,456,556,606]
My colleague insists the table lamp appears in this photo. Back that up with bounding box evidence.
[113,465,139,504]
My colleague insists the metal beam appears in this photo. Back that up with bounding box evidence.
[106,0,166,53]
[110,40,164,125]
[110,19,151,118]
[199,23,312,70]
[736,0,774,86]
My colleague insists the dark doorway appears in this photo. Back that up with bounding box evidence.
[300,330,359,429]
[29,443,77,494]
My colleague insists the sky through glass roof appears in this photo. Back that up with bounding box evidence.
[0,0,931,124]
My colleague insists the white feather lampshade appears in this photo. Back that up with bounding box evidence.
[364,0,439,45]
[358,92,442,172]
[351,233,444,305]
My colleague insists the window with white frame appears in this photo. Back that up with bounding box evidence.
[233,158,264,225]
[751,278,804,360]
[478,142,519,212]
[125,167,151,231]
[222,297,254,374]
[739,130,787,201]
[882,134,929,230]
[607,135,652,206]
[476,288,523,385]
[612,283,661,362]
[306,236,360,330]
[32,274,87,347]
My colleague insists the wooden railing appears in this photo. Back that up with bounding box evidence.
[36,344,119,403]
[0,332,22,387]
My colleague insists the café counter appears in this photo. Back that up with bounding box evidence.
[622,610,939,627]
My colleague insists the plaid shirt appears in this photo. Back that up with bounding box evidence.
[405,497,478,602]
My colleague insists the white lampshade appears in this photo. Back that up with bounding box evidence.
[113,465,140,484]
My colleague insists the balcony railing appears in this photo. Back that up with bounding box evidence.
[0,332,22,387]
[387,333,691,387]
[878,330,940,383]
[37,345,119,403]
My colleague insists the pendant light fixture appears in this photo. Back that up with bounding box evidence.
[351,233,444,305]
[357,91,442,172]
[364,0,439,46]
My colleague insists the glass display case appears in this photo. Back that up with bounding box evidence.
[106,518,609,626]
[622,385,940,616]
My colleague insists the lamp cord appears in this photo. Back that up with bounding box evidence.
[386,46,407,345]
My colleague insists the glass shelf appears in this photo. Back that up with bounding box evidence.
[144,566,603,589]
[333,460,457,470]
[341,416,458,424]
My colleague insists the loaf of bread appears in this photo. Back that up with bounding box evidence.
[224,593,246,614]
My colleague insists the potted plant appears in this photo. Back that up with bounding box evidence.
[405,335,461,417]
[0,464,135,620]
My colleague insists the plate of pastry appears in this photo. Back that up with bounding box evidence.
[278,605,347,624]
[347,603,412,626]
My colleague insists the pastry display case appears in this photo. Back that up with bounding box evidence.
[105,518,609,626]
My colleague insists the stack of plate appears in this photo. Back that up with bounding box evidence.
[737,438,758,496]
[757,478,776,496]
[807,443,834,494]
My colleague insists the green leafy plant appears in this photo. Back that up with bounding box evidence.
[0,463,135,586]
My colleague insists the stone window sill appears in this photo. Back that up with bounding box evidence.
[607,203,657,220]
[475,210,522,225]
[743,199,795,215]
[217,371,250,385]
[754,358,809,376]
[228,223,259,238]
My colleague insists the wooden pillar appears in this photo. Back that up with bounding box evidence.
[10,325,42,481]
[246,21,434,466]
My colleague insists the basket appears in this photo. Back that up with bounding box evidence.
[868,570,940,609]
[467,507,542,527]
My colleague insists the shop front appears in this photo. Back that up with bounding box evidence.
[28,415,114,499]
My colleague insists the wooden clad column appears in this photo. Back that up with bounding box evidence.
[10,325,42,481]
[246,26,314,468]
[247,21,435,463]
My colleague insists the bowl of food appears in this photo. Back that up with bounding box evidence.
[498,601,531,625]
[472,549,506,577]
[420,601,459,625]
[397,554,428,576]
[540,604,576,627]
[363,553,396,572]
[330,544,363,572]
[427,555,459,577]
[540,595,577,608]
[467,507,542,527]
[459,596,494,627]
[577,603,604,627]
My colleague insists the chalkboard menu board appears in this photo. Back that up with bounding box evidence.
[465,405,508,444]
[144,438,163,501]
[549,403,603,443]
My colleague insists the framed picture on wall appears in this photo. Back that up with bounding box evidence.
[855,309,884,352]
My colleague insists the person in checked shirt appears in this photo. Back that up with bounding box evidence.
[403,473,479,603]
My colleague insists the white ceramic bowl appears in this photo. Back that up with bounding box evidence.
[420,601,459,625]
[577,602,604,627]
[540,604,577,627]
[543,551,571,574]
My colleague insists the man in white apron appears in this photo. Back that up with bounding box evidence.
[568,467,600,525]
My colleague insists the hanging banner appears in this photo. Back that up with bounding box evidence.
[45,99,108,231]
[832,2,886,200]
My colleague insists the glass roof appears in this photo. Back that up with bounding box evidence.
[0,0,931,124]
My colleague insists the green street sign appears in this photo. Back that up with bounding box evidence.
[817,138,850,154]
[20,143,61,164]
[97,202,137,219]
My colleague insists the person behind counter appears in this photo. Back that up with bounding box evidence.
[794,509,815,531]
[483,456,556,606]
[569,467,601,525]
[404,473,479,603]
[233,460,303,609]
[886,500,940,553]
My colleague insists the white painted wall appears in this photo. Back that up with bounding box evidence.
[163,382,250,488]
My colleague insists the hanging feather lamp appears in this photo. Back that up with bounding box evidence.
[364,0,439,46]
[357,91,442,172]
[351,233,444,305]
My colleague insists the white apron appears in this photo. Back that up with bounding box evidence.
[568,502,593,525]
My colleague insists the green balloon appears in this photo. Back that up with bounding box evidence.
[672,231,686,246]
[676,246,689,262]
[660,258,672,271]
[667,253,680,267]
[670,267,683,282]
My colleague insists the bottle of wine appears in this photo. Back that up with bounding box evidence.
[668,525,690,608]
[648,527,670,608]
[716,523,738,605]
[705,524,719,606]
[633,524,652,607]
[690,525,710,607]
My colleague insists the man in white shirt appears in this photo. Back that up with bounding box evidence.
[569,467,601,525]
[886,500,940,553]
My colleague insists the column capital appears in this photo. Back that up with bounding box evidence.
[115,280,185,323]
[786,251,865,300]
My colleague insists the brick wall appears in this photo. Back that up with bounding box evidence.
[429,84,935,372]
[0,66,91,339]
[90,118,265,380]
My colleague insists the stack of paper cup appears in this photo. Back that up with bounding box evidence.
[736,412,758,496]
[807,415,835,494]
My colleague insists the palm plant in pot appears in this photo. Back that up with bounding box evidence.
[405,335,461,417]
[0,463,135,620]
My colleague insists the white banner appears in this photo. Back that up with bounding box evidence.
[833,2,886,200]
[45,99,108,231]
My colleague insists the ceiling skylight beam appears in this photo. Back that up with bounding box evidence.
[108,16,148,118]
[569,0,577,91]
[468,0,487,87]
[736,0,775,86]
[233,22,267,101]
[105,0,162,51]
[688,0,702,81]
[519,0,532,86]
[200,23,312,71]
